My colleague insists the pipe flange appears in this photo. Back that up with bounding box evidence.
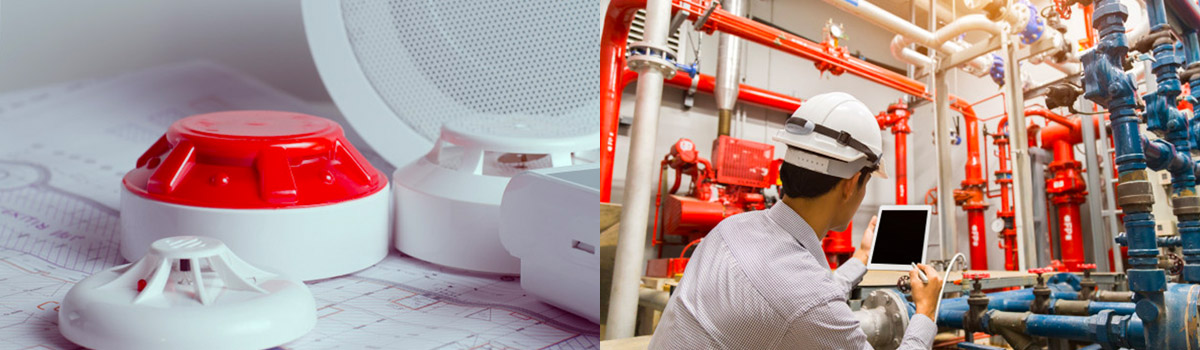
[627,42,679,76]
[862,289,910,350]
[1115,171,1154,211]
[1181,62,1200,84]
[1171,196,1200,216]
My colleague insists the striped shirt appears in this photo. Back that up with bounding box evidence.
[647,202,936,349]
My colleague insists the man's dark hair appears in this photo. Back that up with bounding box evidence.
[779,161,871,199]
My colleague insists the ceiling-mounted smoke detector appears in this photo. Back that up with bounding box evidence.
[393,116,597,275]
[59,236,316,350]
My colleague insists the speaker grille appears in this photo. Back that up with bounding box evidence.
[340,0,601,142]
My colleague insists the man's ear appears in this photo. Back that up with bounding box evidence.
[841,172,861,200]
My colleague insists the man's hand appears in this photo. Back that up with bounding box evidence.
[910,264,944,320]
[851,216,877,265]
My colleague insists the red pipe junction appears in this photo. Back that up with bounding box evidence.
[601,0,979,203]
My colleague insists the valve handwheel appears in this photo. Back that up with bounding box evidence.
[962,272,991,281]
[897,274,912,294]
[1053,0,1073,19]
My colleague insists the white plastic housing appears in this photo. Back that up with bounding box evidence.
[120,185,391,281]
[393,117,596,275]
[499,164,600,323]
[60,236,316,350]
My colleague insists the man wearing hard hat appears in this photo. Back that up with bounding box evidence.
[648,92,943,349]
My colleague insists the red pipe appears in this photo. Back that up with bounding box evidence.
[950,103,989,270]
[600,0,979,202]
[1025,106,1100,271]
[600,0,644,203]
[876,103,911,204]
[1081,5,1097,49]
[662,70,803,112]
[993,123,1018,270]
[689,1,930,99]
[895,131,909,204]
[822,223,855,268]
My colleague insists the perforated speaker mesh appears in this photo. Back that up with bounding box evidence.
[340,0,601,142]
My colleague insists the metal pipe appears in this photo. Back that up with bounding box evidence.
[1096,107,1123,272]
[1081,110,1110,272]
[935,69,956,260]
[819,0,997,75]
[638,287,670,310]
[1141,0,1200,286]
[994,123,1018,270]
[1003,35,1035,272]
[659,70,803,112]
[606,0,673,339]
[1167,0,1200,31]
[715,0,746,137]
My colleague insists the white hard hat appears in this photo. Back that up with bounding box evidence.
[772,92,887,179]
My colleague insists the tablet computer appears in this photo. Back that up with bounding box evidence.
[867,205,933,271]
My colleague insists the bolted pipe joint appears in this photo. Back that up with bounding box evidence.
[627,42,680,76]
[1086,310,1142,349]
[982,311,1039,350]
[1114,170,1156,213]
[1083,1,1138,114]
[854,289,911,350]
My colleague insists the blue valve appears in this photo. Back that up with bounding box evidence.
[675,61,699,78]
[989,54,1005,86]
[1018,0,1045,45]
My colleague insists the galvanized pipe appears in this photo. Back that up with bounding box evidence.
[1003,35,1035,271]
[935,69,956,259]
[605,0,673,339]
[715,0,746,137]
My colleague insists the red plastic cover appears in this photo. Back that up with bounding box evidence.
[123,111,388,209]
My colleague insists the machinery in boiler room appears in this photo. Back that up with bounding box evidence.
[647,135,777,277]
[602,0,1200,346]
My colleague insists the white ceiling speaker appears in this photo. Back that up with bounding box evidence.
[60,236,316,350]
[394,117,597,274]
[301,0,602,169]
[302,0,602,275]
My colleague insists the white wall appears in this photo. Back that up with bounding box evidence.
[0,1,329,101]
[611,0,1091,270]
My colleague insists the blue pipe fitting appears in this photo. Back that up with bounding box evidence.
[1087,302,1138,315]
[950,283,1200,349]
[1116,233,1181,247]
[956,343,1006,350]
[1049,272,1083,291]
[988,53,1004,86]
[674,61,698,78]
[1018,0,1045,45]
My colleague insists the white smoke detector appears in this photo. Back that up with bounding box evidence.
[393,117,597,274]
[499,164,600,323]
[59,236,316,350]
[120,111,391,281]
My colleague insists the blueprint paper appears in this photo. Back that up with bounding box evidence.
[0,61,599,349]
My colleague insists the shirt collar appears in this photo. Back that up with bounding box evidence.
[767,202,831,270]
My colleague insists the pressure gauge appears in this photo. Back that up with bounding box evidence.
[991,218,1006,233]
